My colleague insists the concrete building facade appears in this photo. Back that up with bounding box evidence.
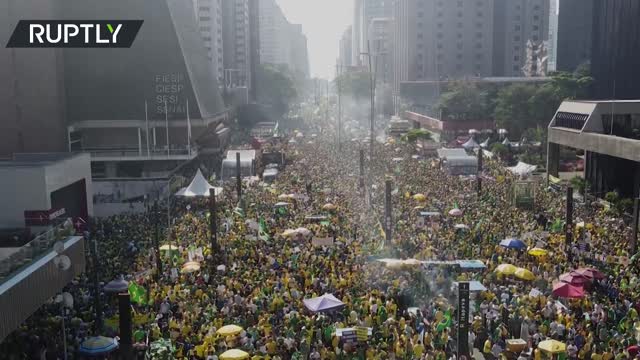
[222,0,251,89]
[339,26,353,68]
[353,0,393,67]
[0,0,68,157]
[368,18,393,84]
[259,0,309,78]
[194,0,224,84]
[547,100,640,199]
[492,0,549,77]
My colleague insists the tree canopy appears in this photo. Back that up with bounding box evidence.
[435,82,494,121]
[334,71,371,100]
[256,64,298,119]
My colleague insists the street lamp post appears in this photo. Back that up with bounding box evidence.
[153,201,162,280]
[209,190,218,268]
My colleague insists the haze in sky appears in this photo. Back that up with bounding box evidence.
[276,0,353,80]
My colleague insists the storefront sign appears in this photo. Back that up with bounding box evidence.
[24,208,66,226]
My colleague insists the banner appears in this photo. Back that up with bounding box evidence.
[128,282,147,305]
[355,326,369,342]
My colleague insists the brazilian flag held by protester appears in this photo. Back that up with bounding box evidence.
[259,217,270,241]
[128,282,147,305]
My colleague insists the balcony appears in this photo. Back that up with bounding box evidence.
[0,225,85,341]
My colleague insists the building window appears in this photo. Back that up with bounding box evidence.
[533,35,539,41]
[199,6,210,11]
[457,11,463,17]
[417,33,423,39]
[515,25,521,31]
[513,65,520,71]
[477,11,483,17]
[418,11,424,17]
[200,26,211,32]
[456,64,463,70]
[476,53,483,60]
[437,32,443,39]
[437,53,444,59]
[475,43,482,49]
[514,35,521,41]
[458,33,463,39]
[533,15,540,21]
[200,16,211,21]
[533,25,539,31]
[437,23,443,28]
[514,55,520,61]
[476,32,483,38]
[437,43,443,49]
[456,54,463,60]
[457,0,463,6]
[477,22,483,28]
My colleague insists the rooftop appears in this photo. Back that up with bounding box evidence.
[0,153,81,168]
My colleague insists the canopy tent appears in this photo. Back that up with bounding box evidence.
[480,138,490,149]
[508,162,537,177]
[462,138,480,150]
[502,138,512,146]
[175,169,223,197]
[303,293,345,313]
[217,324,243,336]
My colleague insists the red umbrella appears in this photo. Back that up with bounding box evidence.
[574,267,605,280]
[559,272,590,286]
[553,282,585,298]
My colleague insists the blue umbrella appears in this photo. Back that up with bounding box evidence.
[499,238,527,250]
[79,336,118,356]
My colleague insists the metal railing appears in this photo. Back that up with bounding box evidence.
[0,222,75,283]
[84,146,198,159]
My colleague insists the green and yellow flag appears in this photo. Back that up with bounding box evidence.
[128,282,147,305]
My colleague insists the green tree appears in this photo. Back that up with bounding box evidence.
[491,143,510,162]
[256,64,298,119]
[334,71,371,100]
[402,129,433,144]
[435,81,492,121]
[494,84,539,136]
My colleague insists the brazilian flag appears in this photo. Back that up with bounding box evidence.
[550,219,564,233]
[259,217,270,241]
[436,310,452,332]
[128,282,147,305]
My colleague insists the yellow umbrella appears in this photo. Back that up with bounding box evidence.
[181,261,200,274]
[495,264,517,275]
[538,340,566,354]
[528,248,548,257]
[322,203,337,211]
[413,193,426,202]
[514,268,536,281]
[219,349,250,360]
[216,325,243,336]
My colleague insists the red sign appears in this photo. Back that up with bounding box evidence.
[24,208,66,227]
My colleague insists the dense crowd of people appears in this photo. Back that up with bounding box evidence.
[2,123,639,360]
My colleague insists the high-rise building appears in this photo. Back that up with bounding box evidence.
[415,0,495,79]
[248,0,260,101]
[368,18,393,83]
[548,0,593,73]
[0,0,68,157]
[590,0,640,100]
[194,0,224,84]
[353,0,393,67]
[222,0,251,89]
[289,24,310,78]
[259,0,309,78]
[392,0,416,107]
[339,26,353,67]
[492,0,549,77]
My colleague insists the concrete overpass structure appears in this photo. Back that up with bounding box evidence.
[547,100,640,198]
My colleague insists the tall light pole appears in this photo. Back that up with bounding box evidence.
[336,64,343,150]
[361,40,386,160]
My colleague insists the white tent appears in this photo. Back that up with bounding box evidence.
[480,138,490,149]
[462,138,479,150]
[502,138,512,146]
[175,169,223,197]
[508,162,537,177]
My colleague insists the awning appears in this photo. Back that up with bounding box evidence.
[175,169,222,197]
